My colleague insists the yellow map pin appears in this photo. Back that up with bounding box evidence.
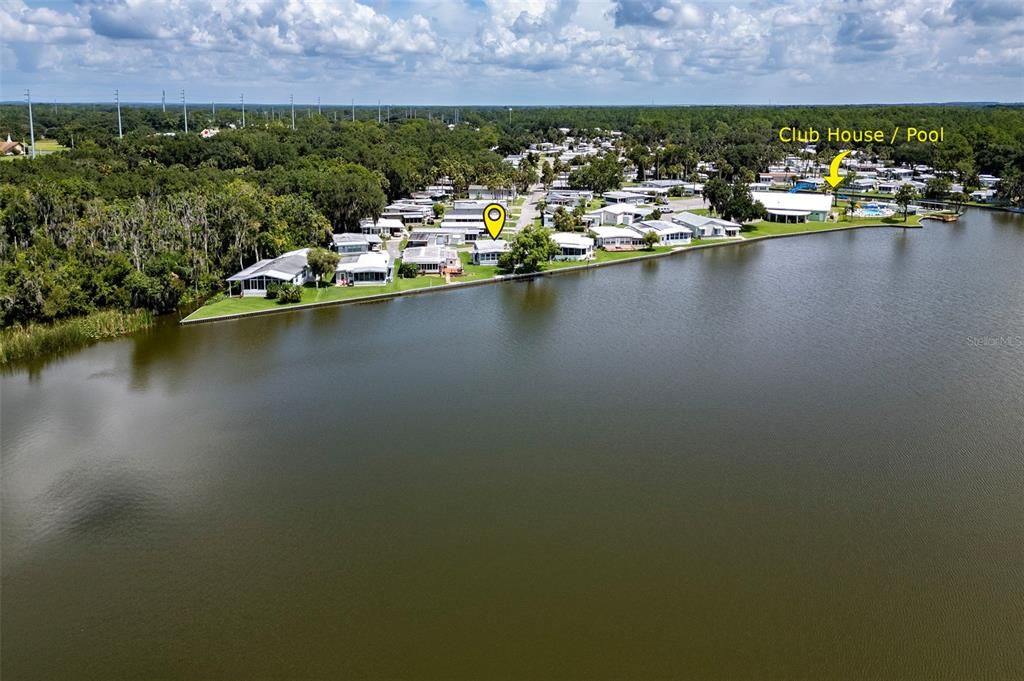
[483,203,506,240]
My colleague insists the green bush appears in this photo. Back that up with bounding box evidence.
[265,282,281,299]
[275,283,303,304]
[398,261,419,278]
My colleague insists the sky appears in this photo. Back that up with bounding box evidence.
[2,0,1023,105]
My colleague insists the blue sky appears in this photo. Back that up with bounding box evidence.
[2,0,1022,105]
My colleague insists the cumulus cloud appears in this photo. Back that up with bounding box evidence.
[0,0,1020,104]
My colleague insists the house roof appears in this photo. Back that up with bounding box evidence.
[402,245,458,264]
[332,233,369,245]
[591,226,643,240]
[635,219,692,235]
[227,248,309,282]
[336,251,391,273]
[671,212,741,230]
[361,217,405,231]
[473,239,510,253]
[551,232,594,248]
[586,203,654,217]
[751,191,832,215]
[603,190,648,200]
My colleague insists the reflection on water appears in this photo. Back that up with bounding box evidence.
[38,466,166,539]
[3,209,1024,681]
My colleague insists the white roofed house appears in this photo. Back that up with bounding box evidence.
[602,190,649,204]
[590,225,645,251]
[471,239,510,266]
[382,201,433,227]
[546,189,594,207]
[634,219,692,246]
[583,203,655,227]
[359,217,405,237]
[750,192,832,223]
[670,212,742,239]
[401,246,463,275]
[226,248,312,297]
[335,251,393,287]
[331,233,376,255]
[468,184,517,201]
[551,232,595,261]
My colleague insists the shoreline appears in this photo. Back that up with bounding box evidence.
[181,221,922,326]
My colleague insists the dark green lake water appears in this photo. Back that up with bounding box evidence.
[3,209,1023,680]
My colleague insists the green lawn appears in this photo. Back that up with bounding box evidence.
[186,255,498,321]
[739,212,921,239]
[35,139,67,153]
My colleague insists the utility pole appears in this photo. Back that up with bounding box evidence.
[387,104,390,122]
[508,107,512,125]
[162,89,166,113]
[351,98,355,122]
[26,89,36,159]
[290,94,295,130]
[181,89,188,133]
[115,89,123,139]
[240,93,245,127]
[317,96,321,115]
[378,100,381,124]
[212,100,216,117]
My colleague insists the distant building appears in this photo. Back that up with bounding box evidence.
[468,185,517,201]
[1,134,26,156]
[546,190,594,207]
[359,217,405,237]
[332,233,379,254]
[602,190,648,204]
[582,203,655,227]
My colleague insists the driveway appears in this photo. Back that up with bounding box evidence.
[515,185,546,231]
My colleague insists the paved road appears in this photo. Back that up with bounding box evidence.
[514,186,546,231]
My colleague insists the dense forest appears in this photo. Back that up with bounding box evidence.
[2,104,1023,330]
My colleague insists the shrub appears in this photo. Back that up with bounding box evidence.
[398,261,419,278]
[275,283,303,304]
[265,282,281,299]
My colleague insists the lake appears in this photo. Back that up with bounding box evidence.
[3,209,1023,680]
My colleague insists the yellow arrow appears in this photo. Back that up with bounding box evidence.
[824,150,851,188]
